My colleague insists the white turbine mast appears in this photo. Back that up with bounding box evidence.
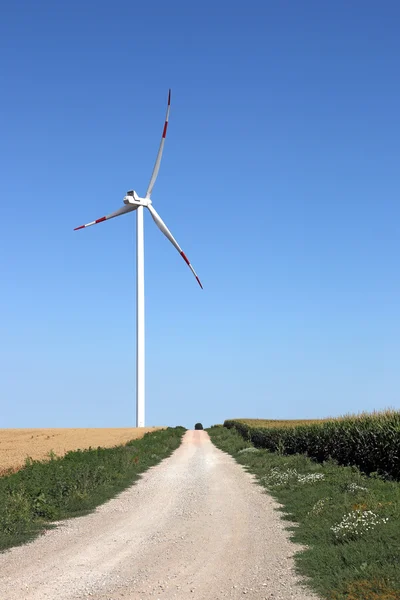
[74,90,202,427]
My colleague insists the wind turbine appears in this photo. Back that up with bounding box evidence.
[74,90,202,427]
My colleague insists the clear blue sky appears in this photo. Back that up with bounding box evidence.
[1,1,399,429]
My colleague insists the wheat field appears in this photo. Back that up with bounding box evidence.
[0,428,163,474]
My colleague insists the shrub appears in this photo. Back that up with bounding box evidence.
[194,423,204,430]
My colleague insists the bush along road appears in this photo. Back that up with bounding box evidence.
[224,411,400,480]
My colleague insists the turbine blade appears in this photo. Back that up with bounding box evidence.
[147,204,203,289]
[74,204,137,230]
[145,89,171,198]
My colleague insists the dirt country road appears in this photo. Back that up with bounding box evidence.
[0,431,318,600]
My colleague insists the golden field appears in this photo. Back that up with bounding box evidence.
[236,418,326,428]
[0,428,163,474]
[235,410,397,429]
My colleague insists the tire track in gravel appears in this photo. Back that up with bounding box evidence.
[0,430,319,600]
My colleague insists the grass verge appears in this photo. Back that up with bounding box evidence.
[0,426,185,552]
[208,425,400,600]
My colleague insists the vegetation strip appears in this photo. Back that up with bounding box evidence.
[0,427,185,552]
[225,411,400,480]
[0,427,163,473]
[208,425,400,600]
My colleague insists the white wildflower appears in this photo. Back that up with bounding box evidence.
[346,482,368,493]
[331,510,389,541]
[308,497,331,516]
[261,467,325,487]
[297,473,325,484]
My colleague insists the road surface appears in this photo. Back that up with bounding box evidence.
[0,430,318,599]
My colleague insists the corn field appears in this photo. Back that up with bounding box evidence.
[224,411,400,479]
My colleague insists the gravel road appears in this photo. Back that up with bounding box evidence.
[0,430,318,600]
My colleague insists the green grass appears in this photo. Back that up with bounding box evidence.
[208,425,400,600]
[0,426,185,552]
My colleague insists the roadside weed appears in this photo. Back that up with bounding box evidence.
[331,510,389,542]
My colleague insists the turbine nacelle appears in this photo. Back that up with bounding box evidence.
[124,190,144,206]
[123,190,151,207]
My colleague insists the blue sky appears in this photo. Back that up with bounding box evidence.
[1,1,399,429]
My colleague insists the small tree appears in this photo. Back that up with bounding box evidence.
[194,422,203,430]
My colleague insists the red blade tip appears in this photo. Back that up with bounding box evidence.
[181,251,190,266]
